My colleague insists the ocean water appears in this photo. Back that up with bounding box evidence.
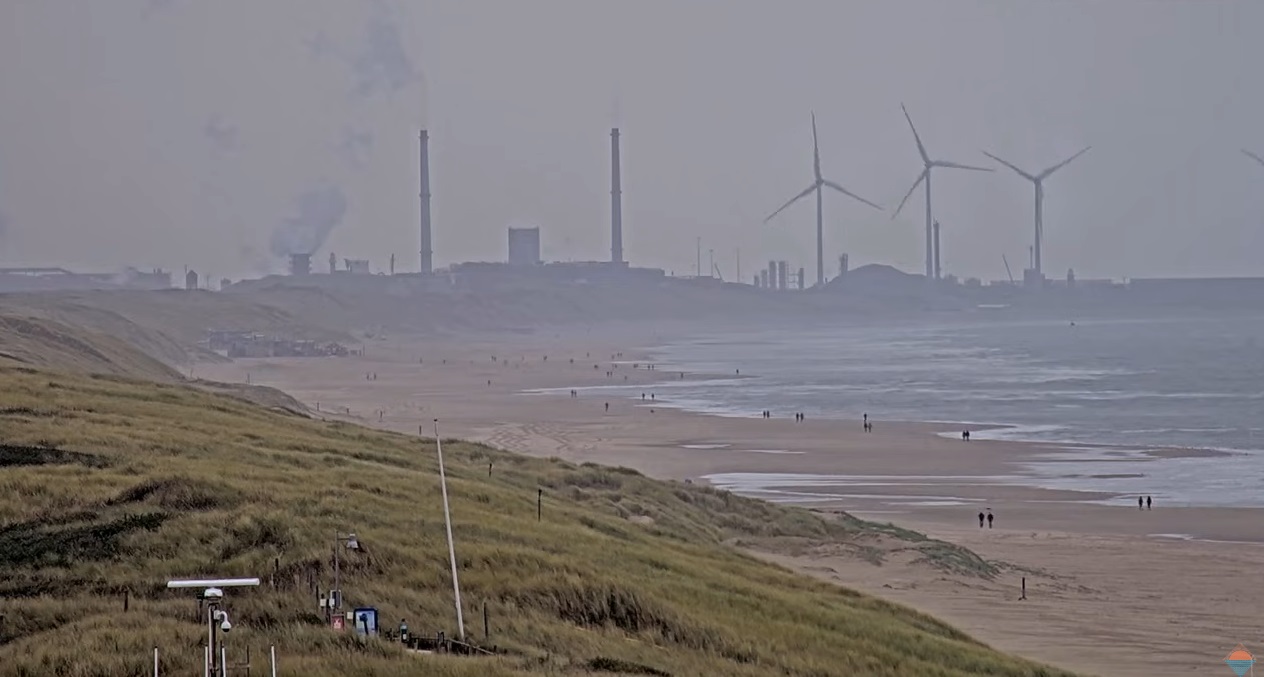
[542,313,1264,506]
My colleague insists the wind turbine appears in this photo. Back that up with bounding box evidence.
[764,113,881,287]
[982,146,1090,279]
[1244,149,1264,169]
[892,104,993,280]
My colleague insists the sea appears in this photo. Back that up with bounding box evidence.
[539,312,1264,508]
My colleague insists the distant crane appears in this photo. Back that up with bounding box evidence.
[1002,254,1015,284]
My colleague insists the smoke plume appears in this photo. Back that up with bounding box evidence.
[338,127,374,168]
[268,184,347,258]
[307,4,420,101]
[352,14,419,98]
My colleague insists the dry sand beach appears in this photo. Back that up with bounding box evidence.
[199,331,1264,676]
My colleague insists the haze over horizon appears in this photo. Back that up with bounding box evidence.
[1,0,1261,282]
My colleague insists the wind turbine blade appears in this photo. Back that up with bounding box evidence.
[891,169,928,219]
[811,112,822,181]
[900,103,930,165]
[935,160,993,172]
[1038,146,1091,179]
[822,179,882,209]
[1242,149,1264,168]
[982,151,1035,181]
[764,183,818,223]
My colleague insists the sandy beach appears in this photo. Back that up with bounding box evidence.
[198,330,1264,676]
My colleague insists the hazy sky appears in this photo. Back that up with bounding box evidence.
[1,0,1261,281]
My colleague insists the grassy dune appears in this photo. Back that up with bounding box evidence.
[0,314,181,382]
[0,365,1078,677]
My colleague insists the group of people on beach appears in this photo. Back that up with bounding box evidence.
[1139,495,1153,510]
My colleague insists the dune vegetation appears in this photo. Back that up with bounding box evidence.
[0,363,1079,677]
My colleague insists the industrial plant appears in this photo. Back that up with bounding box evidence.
[4,113,1258,306]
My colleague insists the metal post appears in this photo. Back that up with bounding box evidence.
[204,647,210,677]
[220,647,227,677]
[537,489,542,521]
[270,646,277,677]
[333,529,340,610]
[207,605,217,675]
[153,647,158,677]
[434,420,466,640]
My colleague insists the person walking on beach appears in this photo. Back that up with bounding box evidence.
[604,402,609,413]
[1138,495,1144,510]
[1146,495,1152,510]
[978,511,985,528]
[986,509,994,529]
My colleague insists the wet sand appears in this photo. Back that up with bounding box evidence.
[197,331,1264,676]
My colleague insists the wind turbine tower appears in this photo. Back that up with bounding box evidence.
[765,113,881,287]
[892,104,993,280]
[982,146,1090,280]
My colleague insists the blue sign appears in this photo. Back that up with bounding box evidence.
[352,607,378,637]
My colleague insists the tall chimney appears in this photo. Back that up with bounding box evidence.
[610,128,623,265]
[419,130,433,274]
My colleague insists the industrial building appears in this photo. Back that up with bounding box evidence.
[289,253,311,276]
[507,227,541,266]
[0,266,172,293]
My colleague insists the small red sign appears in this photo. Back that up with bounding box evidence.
[331,613,345,631]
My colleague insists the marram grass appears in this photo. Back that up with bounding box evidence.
[0,365,1079,677]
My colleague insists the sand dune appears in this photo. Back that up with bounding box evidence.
[197,330,1264,676]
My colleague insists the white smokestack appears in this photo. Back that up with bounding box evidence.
[611,128,623,264]
[419,130,433,274]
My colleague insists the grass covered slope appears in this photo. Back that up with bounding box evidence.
[0,366,1078,677]
[0,314,181,382]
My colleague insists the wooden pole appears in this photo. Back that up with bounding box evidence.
[483,601,489,639]
[1020,577,1027,600]
[537,489,542,521]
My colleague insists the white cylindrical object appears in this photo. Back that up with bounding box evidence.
[153,647,159,676]
[204,646,210,677]
[434,421,466,640]
[167,578,260,589]
[221,647,227,677]
[270,646,277,677]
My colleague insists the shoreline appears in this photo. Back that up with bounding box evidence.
[194,331,1264,676]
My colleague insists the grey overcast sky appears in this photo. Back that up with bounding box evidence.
[1,0,1261,281]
